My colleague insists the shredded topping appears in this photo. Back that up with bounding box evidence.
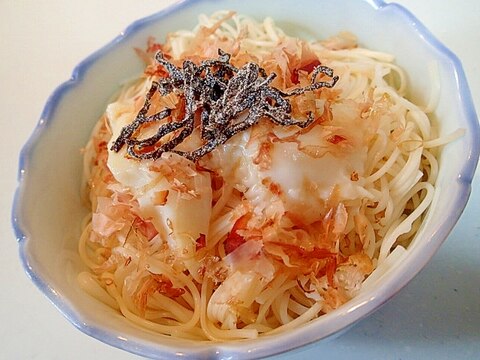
[111,49,338,161]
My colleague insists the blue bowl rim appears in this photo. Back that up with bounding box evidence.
[11,0,480,359]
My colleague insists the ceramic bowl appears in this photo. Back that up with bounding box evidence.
[12,0,479,359]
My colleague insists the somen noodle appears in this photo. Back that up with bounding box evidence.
[77,11,460,340]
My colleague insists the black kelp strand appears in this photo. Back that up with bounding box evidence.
[111,49,339,161]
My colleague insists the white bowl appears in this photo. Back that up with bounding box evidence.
[12,0,480,359]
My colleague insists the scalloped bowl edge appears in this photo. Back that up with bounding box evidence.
[12,0,480,359]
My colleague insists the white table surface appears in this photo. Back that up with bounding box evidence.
[1,1,479,359]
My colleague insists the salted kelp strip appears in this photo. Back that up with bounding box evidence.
[111,49,338,161]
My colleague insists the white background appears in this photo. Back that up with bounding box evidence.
[1,1,479,359]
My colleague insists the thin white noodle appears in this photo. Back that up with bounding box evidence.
[423,128,465,148]
[268,302,323,335]
[422,61,441,114]
[379,182,434,262]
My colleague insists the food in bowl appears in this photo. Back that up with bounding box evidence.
[77,11,462,341]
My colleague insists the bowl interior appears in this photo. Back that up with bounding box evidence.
[14,0,478,358]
